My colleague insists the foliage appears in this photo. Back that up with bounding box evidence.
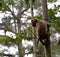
[38,44,44,54]
[25,0,41,9]
[0,0,2,7]
[34,14,42,19]
[16,30,27,43]
[0,36,15,46]
[48,5,60,32]
[48,0,57,3]
[26,26,33,40]
[2,16,12,31]
[27,14,42,20]
[0,26,33,47]
[16,26,33,43]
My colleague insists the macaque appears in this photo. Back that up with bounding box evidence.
[31,19,50,46]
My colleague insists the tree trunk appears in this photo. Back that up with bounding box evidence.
[30,0,37,57]
[17,19,24,57]
[41,0,49,20]
[14,19,17,33]
[41,0,51,57]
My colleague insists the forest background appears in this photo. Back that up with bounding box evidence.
[0,0,60,57]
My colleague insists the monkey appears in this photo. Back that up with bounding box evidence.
[31,19,50,46]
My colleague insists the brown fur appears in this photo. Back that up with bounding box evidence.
[31,19,50,45]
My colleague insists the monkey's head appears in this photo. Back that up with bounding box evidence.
[31,19,38,27]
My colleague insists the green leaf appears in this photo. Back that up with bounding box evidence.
[8,0,14,5]
[0,1,2,6]
[34,14,42,19]
[48,0,57,3]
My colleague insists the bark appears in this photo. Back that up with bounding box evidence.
[41,0,49,20]
[17,8,23,57]
[41,0,51,57]
[30,0,37,57]
[14,19,17,33]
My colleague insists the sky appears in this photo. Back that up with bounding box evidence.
[0,0,60,56]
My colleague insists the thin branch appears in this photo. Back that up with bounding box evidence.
[4,3,17,19]
[6,5,17,19]
[17,6,28,18]
[21,8,28,15]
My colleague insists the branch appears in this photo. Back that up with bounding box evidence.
[21,8,28,15]
[22,13,29,16]
[17,7,28,18]
[4,3,17,19]
[7,6,17,19]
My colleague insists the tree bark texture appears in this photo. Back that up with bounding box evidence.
[41,0,51,57]
[30,0,37,57]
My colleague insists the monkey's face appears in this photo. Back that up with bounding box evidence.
[31,19,38,27]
